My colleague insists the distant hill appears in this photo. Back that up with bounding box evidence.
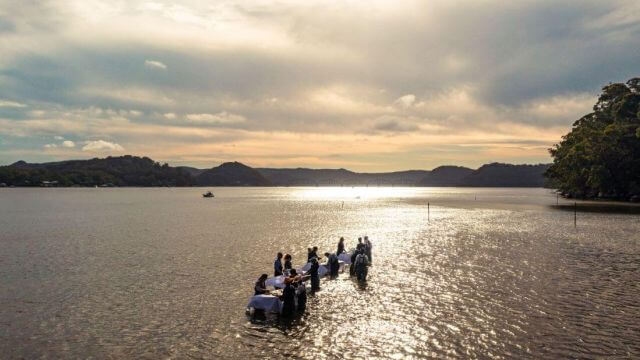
[459,163,550,187]
[0,155,194,187]
[417,166,473,186]
[256,168,429,186]
[196,162,271,186]
[0,155,551,187]
[176,166,205,177]
[259,164,548,187]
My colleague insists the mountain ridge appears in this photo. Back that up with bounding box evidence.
[0,155,551,187]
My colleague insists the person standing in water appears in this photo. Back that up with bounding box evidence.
[308,246,320,262]
[325,252,340,279]
[254,274,269,295]
[280,278,296,316]
[349,250,358,277]
[364,236,372,265]
[354,249,370,282]
[309,257,320,292]
[274,252,284,276]
[283,254,293,273]
[289,269,308,312]
[337,237,345,255]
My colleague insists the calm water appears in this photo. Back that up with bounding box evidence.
[1,187,639,359]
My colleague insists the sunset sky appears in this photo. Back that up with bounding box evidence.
[1,0,639,171]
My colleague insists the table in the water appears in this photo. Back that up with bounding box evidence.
[1,187,639,358]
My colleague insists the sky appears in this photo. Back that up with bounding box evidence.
[1,0,639,171]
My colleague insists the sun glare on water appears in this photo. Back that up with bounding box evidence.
[292,186,421,200]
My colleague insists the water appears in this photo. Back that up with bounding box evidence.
[1,187,639,359]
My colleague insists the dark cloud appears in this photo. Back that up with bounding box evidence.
[372,120,419,133]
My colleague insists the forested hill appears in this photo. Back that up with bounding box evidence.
[256,168,430,186]
[545,77,640,201]
[195,162,271,186]
[0,156,194,187]
[0,155,550,187]
[460,163,550,187]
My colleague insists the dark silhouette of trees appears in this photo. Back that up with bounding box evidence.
[545,77,640,201]
[0,155,194,187]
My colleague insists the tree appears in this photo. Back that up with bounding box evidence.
[545,77,640,200]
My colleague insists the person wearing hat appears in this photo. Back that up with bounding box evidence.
[254,274,269,295]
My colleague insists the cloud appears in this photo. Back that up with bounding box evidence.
[185,112,246,125]
[44,143,57,149]
[372,118,420,133]
[144,59,167,70]
[62,140,75,148]
[82,140,124,152]
[0,100,26,108]
[1,0,639,170]
[394,94,416,109]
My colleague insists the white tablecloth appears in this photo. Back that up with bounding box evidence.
[299,261,344,277]
[300,262,312,272]
[247,295,282,313]
[265,275,286,289]
[338,252,353,264]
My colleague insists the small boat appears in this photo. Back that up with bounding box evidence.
[202,191,214,198]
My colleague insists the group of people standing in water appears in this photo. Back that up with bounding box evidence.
[253,236,373,316]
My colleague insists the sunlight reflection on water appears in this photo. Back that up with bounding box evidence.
[0,187,639,359]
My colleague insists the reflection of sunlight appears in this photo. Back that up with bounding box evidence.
[292,186,421,200]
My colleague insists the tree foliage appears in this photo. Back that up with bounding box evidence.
[0,155,194,187]
[545,77,640,200]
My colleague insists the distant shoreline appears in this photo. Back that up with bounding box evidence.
[0,155,551,189]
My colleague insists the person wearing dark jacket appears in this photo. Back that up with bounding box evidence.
[280,279,296,317]
[288,269,308,312]
[350,251,358,276]
[274,252,284,276]
[364,236,372,264]
[254,274,269,295]
[309,258,320,292]
[283,254,293,273]
[354,250,370,282]
[307,246,320,262]
[337,237,345,255]
[325,252,340,279]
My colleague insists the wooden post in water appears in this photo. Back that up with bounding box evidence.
[556,192,559,205]
[428,202,430,222]
[574,202,577,227]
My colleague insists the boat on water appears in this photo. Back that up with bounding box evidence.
[202,191,214,198]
